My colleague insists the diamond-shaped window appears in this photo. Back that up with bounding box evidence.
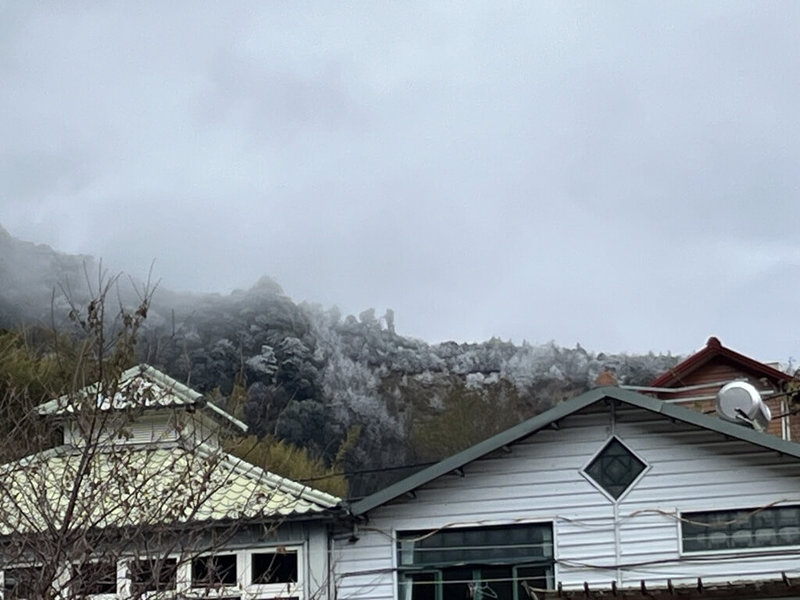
[583,437,646,499]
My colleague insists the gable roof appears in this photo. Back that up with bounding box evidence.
[37,364,247,432]
[348,386,800,516]
[650,336,793,388]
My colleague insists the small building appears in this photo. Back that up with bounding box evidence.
[333,386,800,599]
[0,364,339,599]
[645,336,799,440]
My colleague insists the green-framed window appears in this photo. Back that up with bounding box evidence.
[682,505,800,552]
[397,523,553,600]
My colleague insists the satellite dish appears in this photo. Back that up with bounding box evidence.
[716,381,771,432]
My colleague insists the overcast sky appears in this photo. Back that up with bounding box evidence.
[2,2,800,361]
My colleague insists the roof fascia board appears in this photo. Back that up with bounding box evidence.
[119,365,250,432]
[349,387,612,515]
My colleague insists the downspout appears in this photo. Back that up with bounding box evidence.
[327,521,335,600]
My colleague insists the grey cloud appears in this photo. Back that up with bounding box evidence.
[2,2,800,359]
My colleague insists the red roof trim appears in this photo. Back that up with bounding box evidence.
[650,336,793,387]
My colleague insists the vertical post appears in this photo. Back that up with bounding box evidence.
[176,557,191,596]
[53,562,71,600]
[117,558,131,600]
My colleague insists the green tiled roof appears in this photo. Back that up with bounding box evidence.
[0,441,339,536]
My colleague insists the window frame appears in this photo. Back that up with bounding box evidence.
[679,505,800,556]
[580,435,650,502]
[248,548,302,594]
[185,546,306,600]
[71,559,119,600]
[1,565,47,600]
[190,553,239,590]
[396,523,554,600]
[2,545,306,600]
[127,555,180,598]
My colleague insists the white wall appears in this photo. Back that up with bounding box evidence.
[64,411,182,445]
[63,410,227,447]
[332,401,800,598]
[0,521,331,600]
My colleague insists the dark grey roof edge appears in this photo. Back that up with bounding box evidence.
[348,387,610,515]
[348,386,800,516]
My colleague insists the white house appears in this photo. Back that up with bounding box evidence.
[332,386,800,600]
[0,364,339,600]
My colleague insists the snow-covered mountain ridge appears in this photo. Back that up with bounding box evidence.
[0,226,679,495]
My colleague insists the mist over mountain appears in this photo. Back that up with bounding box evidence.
[0,226,679,496]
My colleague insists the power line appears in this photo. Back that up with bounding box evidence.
[296,460,436,488]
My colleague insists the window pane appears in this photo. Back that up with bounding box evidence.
[442,567,474,600]
[478,565,513,598]
[683,506,800,552]
[130,558,177,593]
[584,437,646,499]
[404,571,437,600]
[251,551,298,584]
[192,554,237,587]
[399,523,553,568]
[4,567,44,600]
[516,564,550,595]
[73,561,116,596]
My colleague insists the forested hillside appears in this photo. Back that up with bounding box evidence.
[0,225,680,497]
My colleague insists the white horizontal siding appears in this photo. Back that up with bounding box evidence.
[334,401,800,598]
[126,417,178,443]
[333,530,395,600]
[612,404,800,587]
[63,416,179,445]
